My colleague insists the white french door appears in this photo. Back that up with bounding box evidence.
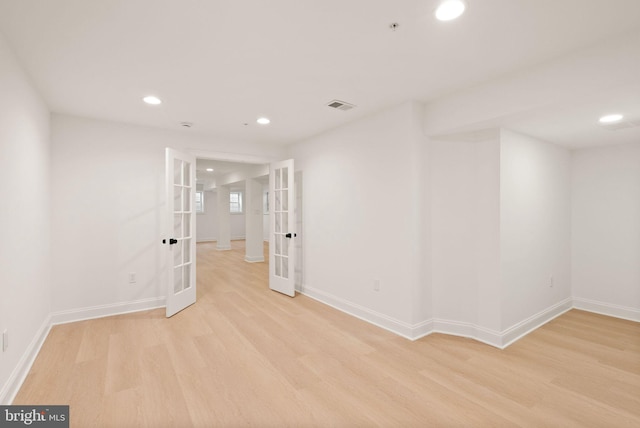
[269,159,296,297]
[165,148,197,317]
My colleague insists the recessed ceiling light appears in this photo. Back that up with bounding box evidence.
[257,117,271,125]
[435,0,467,21]
[206,168,214,172]
[599,114,624,123]
[143,95,162,105]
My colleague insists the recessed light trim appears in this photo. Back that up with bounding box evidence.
[435,0,467,21]
[599,114,624,124]
[206,168,214,172]
[143,95,162,105]
[257,117,271,125]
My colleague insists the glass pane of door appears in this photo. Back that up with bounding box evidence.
[273,167,288,279]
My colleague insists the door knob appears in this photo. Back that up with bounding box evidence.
[285,233,297,238]
[169,238,178,245]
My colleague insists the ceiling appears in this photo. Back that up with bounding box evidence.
[1,0,639,148]
[195,159,266,189]
[196,159,257,177]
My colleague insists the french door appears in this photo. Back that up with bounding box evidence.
[165,148,197,317]
[269,159,296,297]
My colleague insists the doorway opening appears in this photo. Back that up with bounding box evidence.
[194,158,270,290]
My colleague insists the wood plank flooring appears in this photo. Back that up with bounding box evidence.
[15,240,640,427]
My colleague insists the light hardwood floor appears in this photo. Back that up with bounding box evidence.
[15,240,640,427]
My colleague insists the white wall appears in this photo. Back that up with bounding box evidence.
[230,213,246,240]
[0,34,51,403]
[50,114,282,313]
[430,137,501,331]
[290,101,427,328]
[196,190,218,241]
[429,129,571,342]
[196,190,247,242]
[500,130,571,330]
[571,142,640,319]
[263,185,270,241]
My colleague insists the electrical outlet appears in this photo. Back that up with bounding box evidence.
[373,279,381,292]
[2,330,7,352]
[549,275,554,288]
[129,272,137,284]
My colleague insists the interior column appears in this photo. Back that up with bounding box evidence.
[244,178,264,262]
[216,185,231,250]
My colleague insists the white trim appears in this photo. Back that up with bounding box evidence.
[573,297,640,322]
[244,256,265,263]
[50,297,166,325]
[298,285,579,349]
[432,319,503,348]
[500,297,573,348]
[298,285,431,340]
[1,298,166,404]
[214,238,246,250]
[187,150,277,165]
[0,315,51,405]
[196,237,217,243]
[429,299,572,348]
[411,319,434,340]
[4,292,636,407]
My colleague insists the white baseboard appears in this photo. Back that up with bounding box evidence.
[500,297,573,348]
[1,297,166,404]
[197,238,248,243]
[573,297,640,322]
[411,319,434,340]
[432,319,503,348]
[216,245,231,251]
[50,297,166,325]
[298,285,577,349]
[427,298,572,348]
[196,237,217,243]
[298,285,429,340]
[0,315,52,405]
[244,256,265,263]
[4,291,635,407]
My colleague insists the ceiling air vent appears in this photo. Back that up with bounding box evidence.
[327,100,356,111]
[599,118,640,131]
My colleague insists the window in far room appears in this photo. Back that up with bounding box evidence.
[263,191,269,214]
[195,191,204,214]
[230,191,243,214]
